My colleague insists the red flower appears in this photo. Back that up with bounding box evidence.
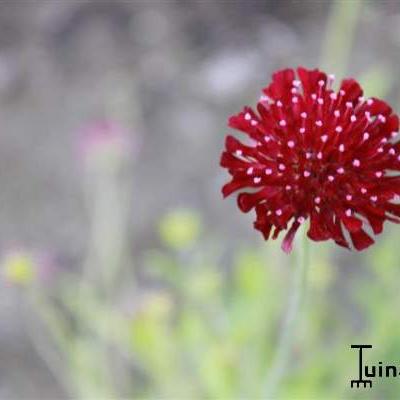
[220,67,400,253]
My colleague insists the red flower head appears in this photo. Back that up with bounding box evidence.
[220,67,400,253]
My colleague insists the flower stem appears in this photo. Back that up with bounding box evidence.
[265,231,310,397]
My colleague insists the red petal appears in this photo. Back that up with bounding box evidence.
[360,206,385,234]
[385,203,400,217]
[222,179,249,198]
[323,213,350,248]
[225,135,262,159]
[367,98,392,116]
[332,217,350,249]
[225,135,241,152]
[350,229,374,251]
[220,151,247,169]
[382,114,399,134]
[272,225,283,240]
[281,220,301,254]
[366,214,384,234]
[340,79,363,103]
[263,68,295,101]
[228,107,257,133]
[237,187,280,212]
[307,211,331,241]
[341,215,363,233]
[254,220,273,240]
[297,67,327,97]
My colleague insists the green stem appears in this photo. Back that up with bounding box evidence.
[320,0,363,78]
[264,232,309,398]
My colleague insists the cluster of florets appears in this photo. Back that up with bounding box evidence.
[220,67,400,252]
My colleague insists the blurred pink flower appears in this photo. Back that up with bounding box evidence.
[78,120,135,166]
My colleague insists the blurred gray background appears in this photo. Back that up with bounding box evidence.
[0,1,400,398]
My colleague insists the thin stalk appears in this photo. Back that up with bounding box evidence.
[24,291,73,397]
[320,0,363,79]
[264,232,309,398]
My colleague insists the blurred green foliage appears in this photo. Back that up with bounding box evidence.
[14,208,400,399]
[159,208,201,250]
